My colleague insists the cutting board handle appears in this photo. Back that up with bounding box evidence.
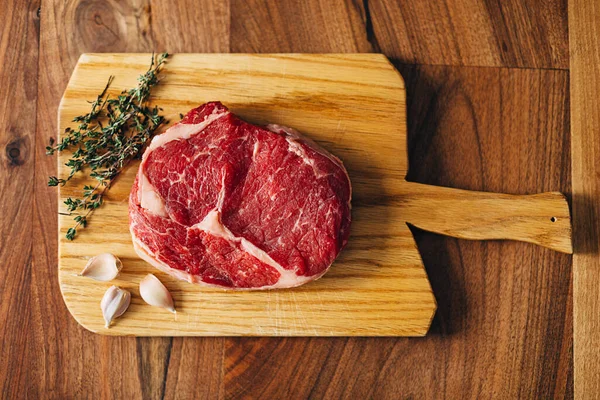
[402,181,573,254]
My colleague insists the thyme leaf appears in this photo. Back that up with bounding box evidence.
[48,52,169,240]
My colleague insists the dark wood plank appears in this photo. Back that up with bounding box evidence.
[223,65,572,398]
[0,0,40,398]
[230,0,374,52]
[163,338,225,400]
[402,66,571,399]
[151,0,229,52]
[568,0,600,396]
[368,0,568,68]
[28,0,228,397]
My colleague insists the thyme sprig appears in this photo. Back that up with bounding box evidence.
[48,52,169,240]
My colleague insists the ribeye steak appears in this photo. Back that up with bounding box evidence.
[129,102,352,289]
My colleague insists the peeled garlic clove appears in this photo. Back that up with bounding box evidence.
[101,285,131,328]
[80,253,123,281]
[139,274,176,313]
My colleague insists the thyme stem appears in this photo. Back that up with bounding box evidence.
[48,52,169,240]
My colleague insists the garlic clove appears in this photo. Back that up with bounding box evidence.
[80,253,123,281]
[139,274,176,313]
[101,285,131,328]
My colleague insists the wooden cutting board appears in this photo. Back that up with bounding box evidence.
[58,54,572,336]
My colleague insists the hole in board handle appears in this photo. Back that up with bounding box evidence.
[550,217,557,223]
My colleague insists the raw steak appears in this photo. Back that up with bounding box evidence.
[129,102,352,289]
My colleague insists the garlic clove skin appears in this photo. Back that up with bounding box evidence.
[139,274,176,313]
[101,285,131,328]
[80,253,123,281]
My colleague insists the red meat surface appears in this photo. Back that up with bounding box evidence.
[129,102,351,289]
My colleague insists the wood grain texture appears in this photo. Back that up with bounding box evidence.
[230,0,374,53]
[402,182,571,253]
[222,64,573,398]
[401,64,573,398]
[0,0,39,398]
[230,0,568,68]
[150,0,230,52]
[367,0,569,68]
[0,0,574,397]
[569,0,600,397]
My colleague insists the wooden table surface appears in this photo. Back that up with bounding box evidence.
[2,0,596,398]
